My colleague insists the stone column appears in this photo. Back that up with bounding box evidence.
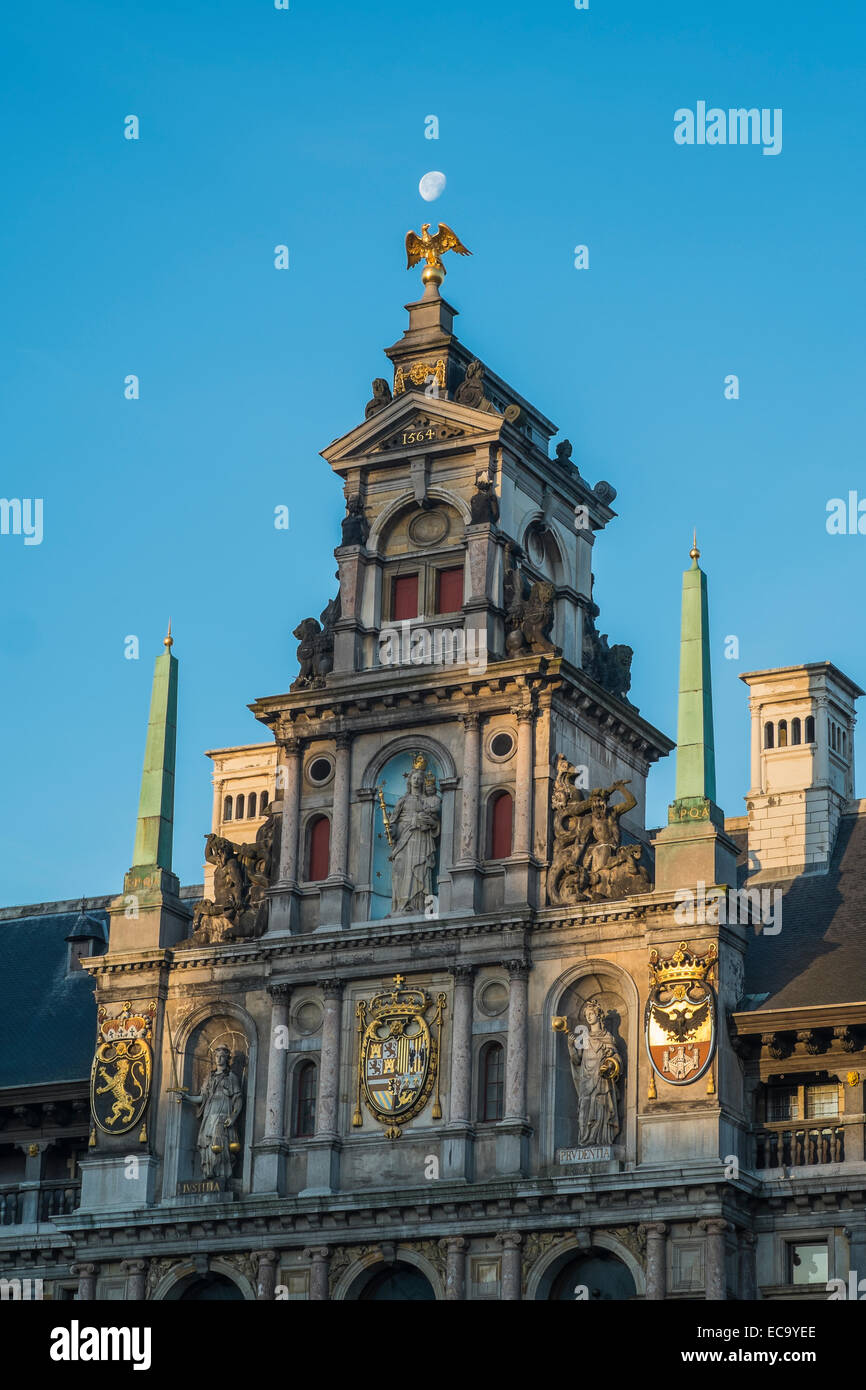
[317,980,343,1137]
[643,1223,667,1300]
[303,980,344,1194]
[255,1249,278,1301]
[305,1246,331,1300]
[504,960,529,1122]
[264,985,292,1139]
[497,1232,523,1300]
[120,1259,148,1301]
[71,1262,97,1300]
[449,966,474,1125]
[329,736,352,877]
[440,1237,467,1301]
[497,959,531,1176]
[702,1218,729,1300]
[512,708,535,856]
[444,965,475,1182]
[269,737,302,934]
[278,739,302,882]
[459,716,481,862]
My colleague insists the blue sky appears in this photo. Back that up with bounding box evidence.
[2,0,864,903]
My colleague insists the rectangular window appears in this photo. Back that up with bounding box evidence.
[767,1086,799,1122]
[435,565,464,614]
[805,1084,839,1119]
[789,1242,828,1286]
[392,574,419,620]
[471,1259,500,1300]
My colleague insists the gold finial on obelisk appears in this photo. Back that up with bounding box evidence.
[164,617,174,651]
[690,529,700,561]
[405,222,472,290]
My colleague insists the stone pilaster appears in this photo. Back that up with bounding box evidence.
[254,1249,278,1300]
[268,738,302,934]
[497,1232,523,1300]
[497,958,531,1176]
[252,983,292,1195]
[440,1236,467,1301]
[642,1223,667,1300]
[443,965,475,1181]
[305,1246,331,1300]
[303,980,343,1194]
[450,715,482,912]
[121,1259,148,1301]
[320,734,353,928]
[16,1141,50,1225]
[71,1262,97,1301]
[701,1218,729,1300]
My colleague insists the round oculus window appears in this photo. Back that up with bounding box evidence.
[488,731,516,761]
[307,756,334,786]
[479,980,509,1017]
[293,999,324,1036]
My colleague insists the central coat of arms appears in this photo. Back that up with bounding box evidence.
[353,975,446,1139]
[644,941,717,1088]
[89,1000,155,1139]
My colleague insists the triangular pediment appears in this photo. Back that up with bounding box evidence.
[321,392,505,468]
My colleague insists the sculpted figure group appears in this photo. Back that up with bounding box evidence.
[191,812,279,944]
[548,755,650,904]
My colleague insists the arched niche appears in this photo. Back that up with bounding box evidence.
[334,1247,445,1301]
[161,1002,258,1201]
[526,1234,644,1301]
[360,736,456,922]
[540,961,639,1169]
[152,1259,255,1302]
[366,488,470,556]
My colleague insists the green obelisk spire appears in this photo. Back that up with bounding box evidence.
[669,535,720,825]
[131,622,178,871]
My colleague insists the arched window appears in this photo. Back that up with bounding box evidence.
[843,731,847,757]
[259,791,268,816]
[479,1041,505,1122]
[487,790,514,860]
[293,1061,317,1137]
[778,720,788,748]
[764,722,774,749]
[223,795,233,822]
[307,815,331,882]
[791,717,801,745]
[237,793,246,820]
[805,715,815,743]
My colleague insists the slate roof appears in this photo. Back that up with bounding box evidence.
[0,907,105,1089]
[741,811,866,1012]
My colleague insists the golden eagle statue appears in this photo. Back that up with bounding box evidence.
[405,223,471,286]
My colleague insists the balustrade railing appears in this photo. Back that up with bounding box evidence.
[756,1124,845,1169]
[0,1182,80,1226]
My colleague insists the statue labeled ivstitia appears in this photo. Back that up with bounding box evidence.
[172,1045,243,1183]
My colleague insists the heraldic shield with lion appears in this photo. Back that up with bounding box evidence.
[89,1000,155,1138]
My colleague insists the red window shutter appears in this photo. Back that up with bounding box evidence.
[436,566,464,614]
[393,574,419,620]
[308,816,330,881]
[490,792,513,860]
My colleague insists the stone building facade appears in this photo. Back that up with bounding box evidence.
[1,251,863,1302]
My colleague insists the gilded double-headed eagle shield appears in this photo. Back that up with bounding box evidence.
[353,975,446,1139]
[89,1001,155,1137]
[644,942,717,1085]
